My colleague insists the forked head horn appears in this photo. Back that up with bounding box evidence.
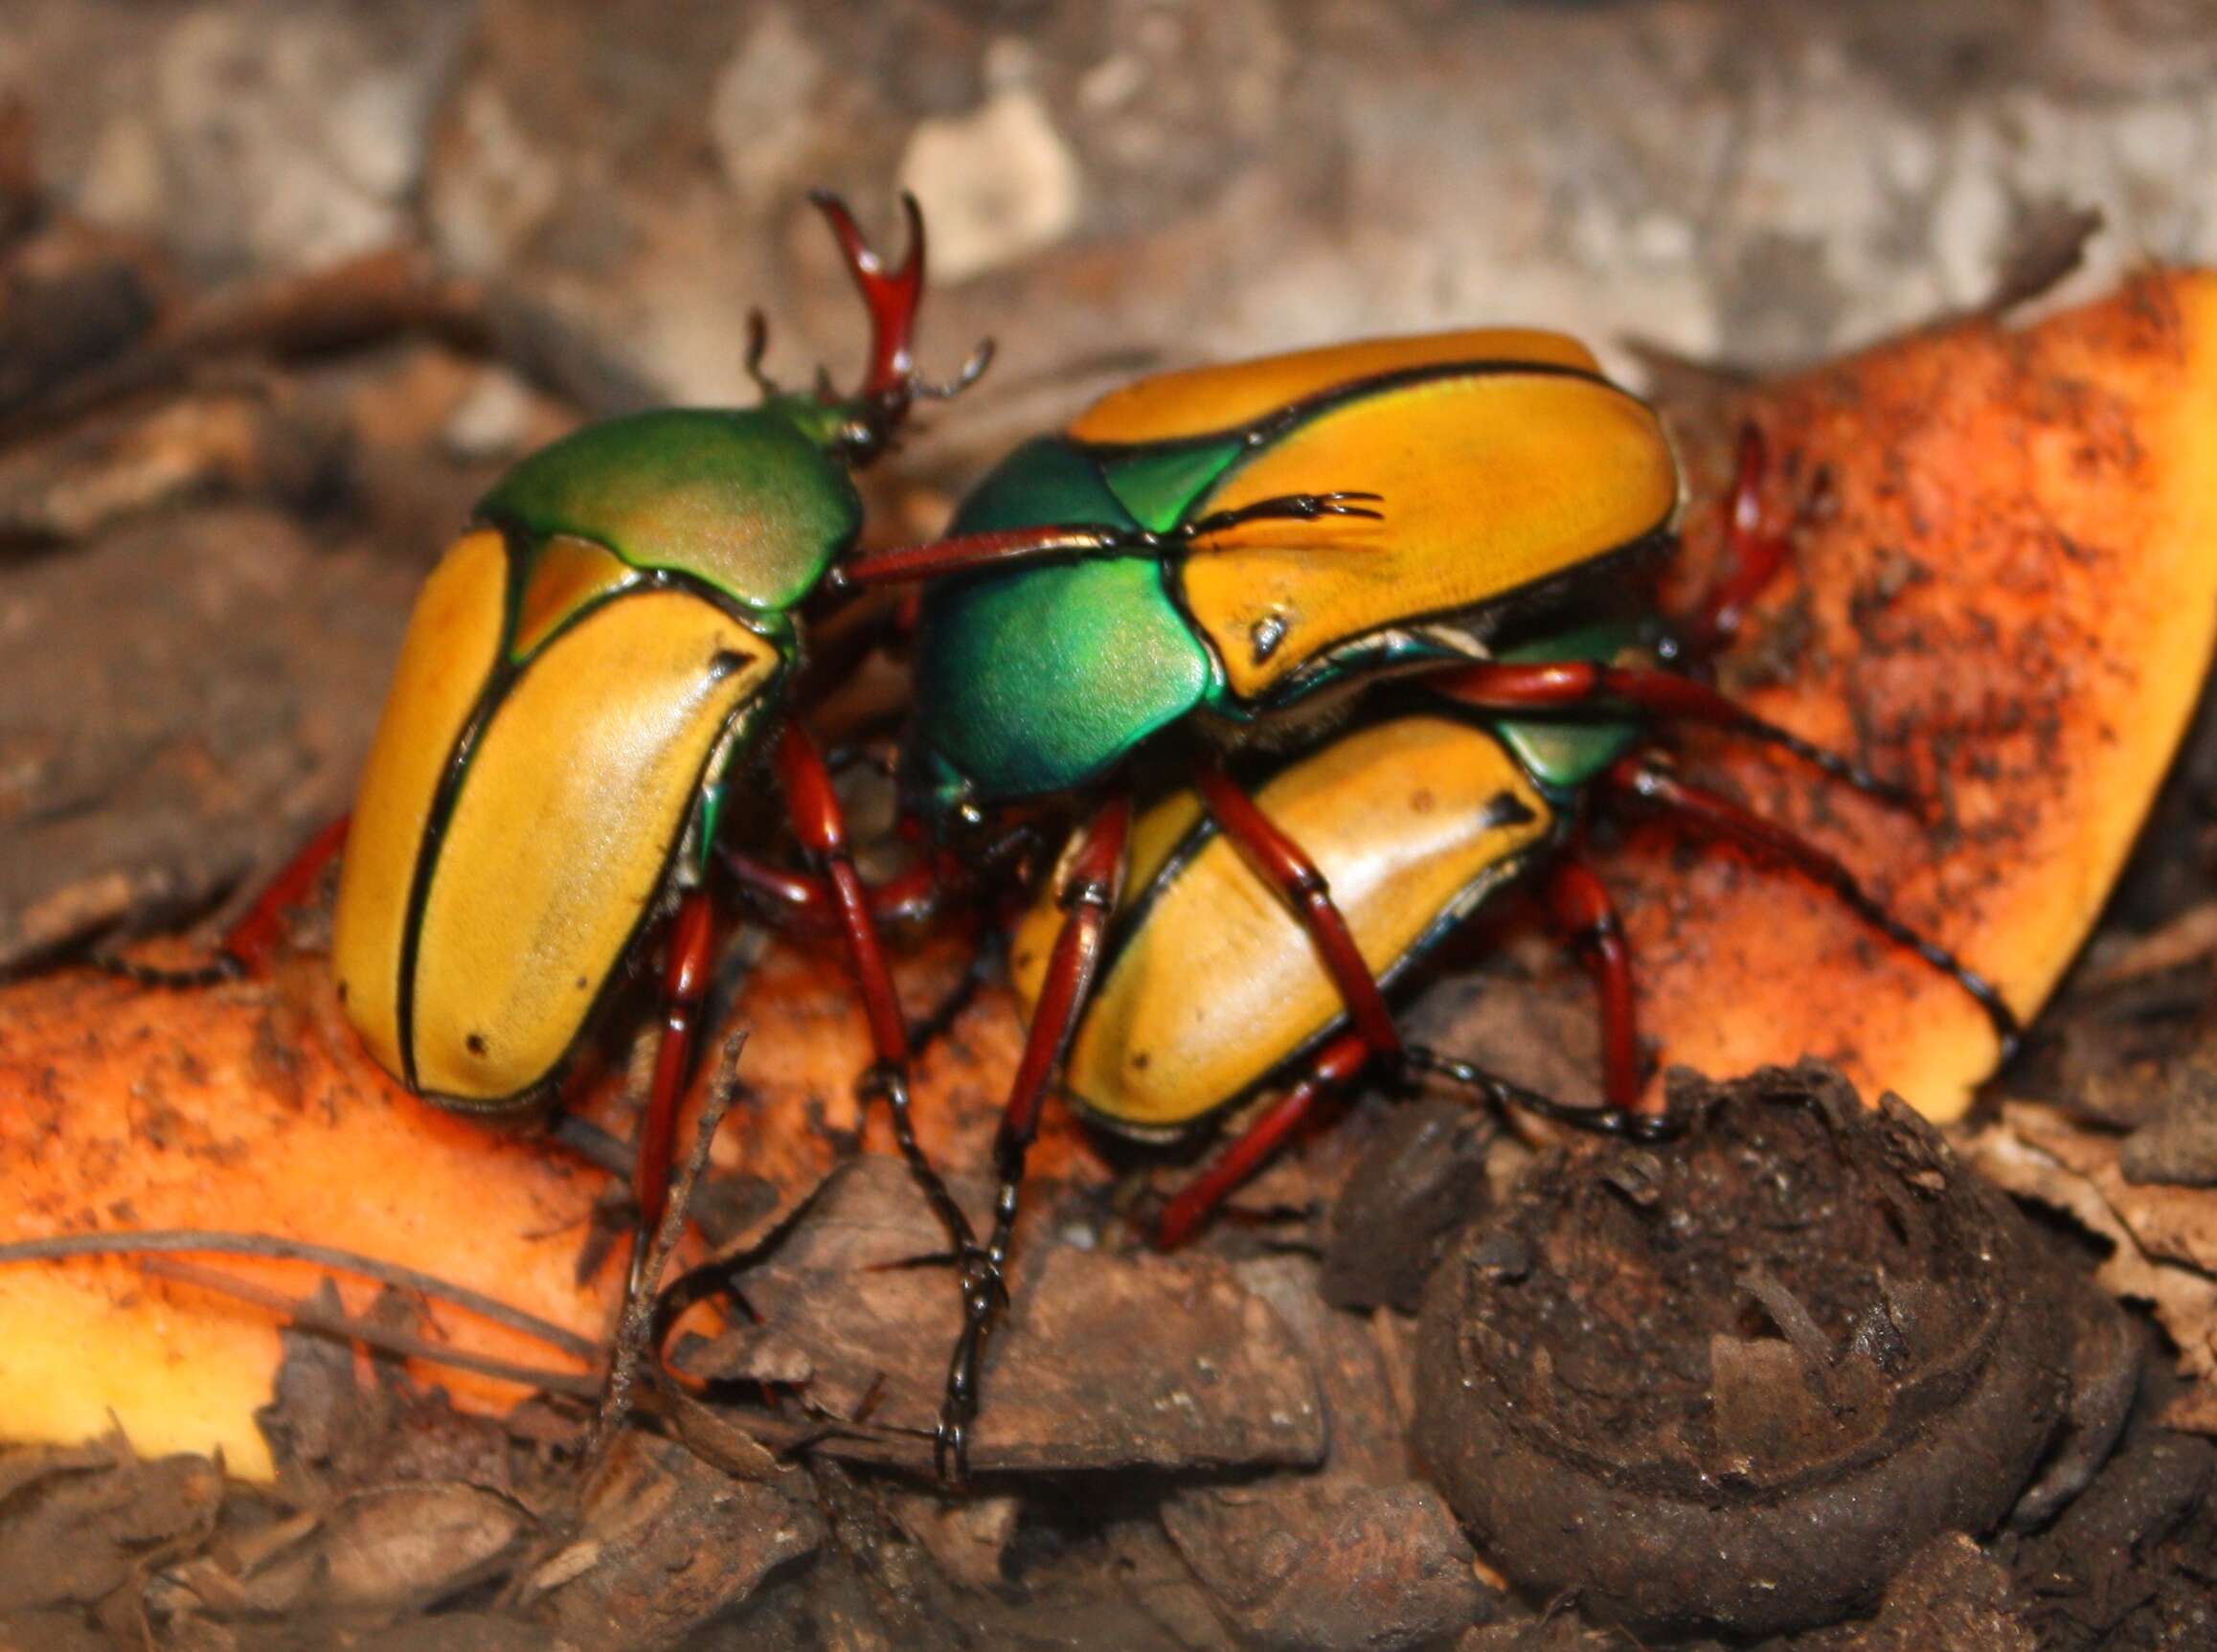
[805,190,992,461]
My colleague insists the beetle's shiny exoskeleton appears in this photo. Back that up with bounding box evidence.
[231,195,984,1287]
[867,330,1681,818]
[1021,626,2023,1255]
[821,330,1693,1473]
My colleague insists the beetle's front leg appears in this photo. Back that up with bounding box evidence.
[773,725,976,1259]
[722,846,1007,1071]
[723,849,949,934]
[938,794,1132,1485]
[1431,658,1909,803]
[1601,755,2023,1060]
[829,490,1381,590]
[1671,423,1821,659]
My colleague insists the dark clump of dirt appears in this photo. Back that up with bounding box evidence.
[1321,1095,1498,1314]
[1416,1061,2077,1640]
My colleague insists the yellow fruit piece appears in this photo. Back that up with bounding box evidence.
[0,970,616,1479]
[1618,270,2217,1120]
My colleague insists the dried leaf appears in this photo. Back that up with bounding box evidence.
[0,1447,219,1613]
[1970,1105,2217,1433]
[518,1432,822,1652]
[234,1482,532,1613]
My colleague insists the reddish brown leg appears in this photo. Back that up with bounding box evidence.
[1431,658,1905,803]
[1156,814,1685,1249]
[96,814,351,986]
[1147,769,1400,1252]
[723,848,988,1065]
[1191,763,1403,1058]
[628,888,715,1292]
[1543,854,1648,1117]
[774,725,975,1255]
[1681,423,1799,655]
[723,849,946,934]
[1155,1033,1370,1250]
[1156,1004,1676,1253]
[938,794,1133,1484]
[1602,756,2023,1059]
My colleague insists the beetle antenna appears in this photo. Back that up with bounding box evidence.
[743,308,780,397]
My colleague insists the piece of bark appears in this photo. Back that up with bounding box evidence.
[517,1431,824,1652]
[0,219,163,423]
[0,1609,116,1652]
[688,1156,1324,1475]
[352,1617,562,1652]
[2120,1056,2217,1186]
[1323,1098,1496,1314]
[1163,1257,1489,1652]
[0,1442,221,1614]
[1788,1532,2034,1652]
[151,1482,532,1617]
[0,505,417,971]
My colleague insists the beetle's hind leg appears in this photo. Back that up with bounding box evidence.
[1433,658,1912,806]
[1542,853,1653,1120]
[1152,847,1678,1251]
[88,814,351,987]
[1192,760,1405,1058]
[1154,1034,1370,1250]
[624,889,718,1295]
[1602,755,2022,1060]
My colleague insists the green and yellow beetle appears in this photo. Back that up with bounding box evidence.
[1014,626,2022,1256]
[858,329,1683,819]
[826,335,1963,1475]
[311,194,985,1273]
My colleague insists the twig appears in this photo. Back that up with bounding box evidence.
[584,1029,750,1472]
[139,1257,602,1399]
[498,1032,751,1611]
[0,1229,599,1363]
[0,246,488,444]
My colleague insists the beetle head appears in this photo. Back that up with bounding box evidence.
[767,192,994,466]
